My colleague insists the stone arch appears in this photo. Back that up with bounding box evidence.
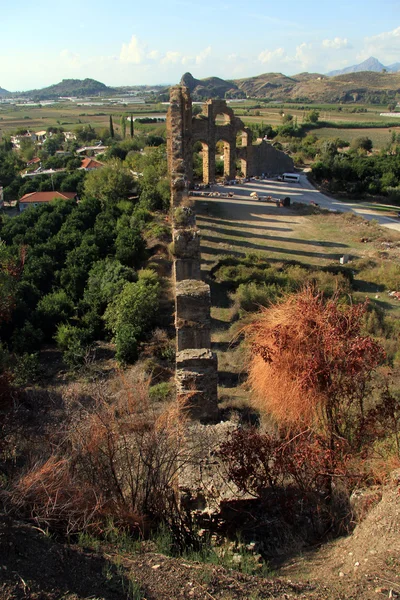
[214,112,231,126]
[235,128,252,177]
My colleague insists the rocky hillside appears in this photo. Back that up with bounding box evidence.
[0,86,9,97]
[180,72,245,99]
[180,70,400,103]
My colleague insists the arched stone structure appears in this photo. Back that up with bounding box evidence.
[191,99,254,183]
[171,90,293,185]
[166,85,294,421]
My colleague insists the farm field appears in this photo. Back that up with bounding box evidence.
[311,126,399,148]
[0,101,167,139]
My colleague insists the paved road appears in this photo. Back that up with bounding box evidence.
[198,175,400,233]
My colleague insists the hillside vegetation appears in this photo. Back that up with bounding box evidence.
[21,78,116,99]
[181,70,400,104]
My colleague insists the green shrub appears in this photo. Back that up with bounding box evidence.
[11,321,43,354]
[104,269,160,364]
[232,283,282,315]
[115,324,139,364]
[13,353,41,386]
[55,323,91,368]
[35,290,75,338]
[149,382,174,403]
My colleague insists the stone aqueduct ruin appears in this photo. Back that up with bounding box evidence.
[167,86,294,420]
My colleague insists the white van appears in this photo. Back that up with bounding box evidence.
[282,173,300,183]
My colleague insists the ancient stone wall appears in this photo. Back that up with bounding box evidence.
[167,85,294,421]
[167,86,219,421]
[188,95,293,183]
[248,140,294,176]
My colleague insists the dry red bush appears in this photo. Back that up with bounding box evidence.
[243,287,385,446]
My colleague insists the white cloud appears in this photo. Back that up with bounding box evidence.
[195,46,211,65]
[294,42,314,69]
[119,35,146,64]
[359,26,400,62]
[59,50,82,67]
[147,50,160,60]
[322,37,349,50]
[258,47,285,64]
[161,51,182,65]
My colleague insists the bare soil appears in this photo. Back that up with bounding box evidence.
[1,477,400,600]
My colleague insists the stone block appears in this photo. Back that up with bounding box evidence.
[176,349,218,421]
[174,259,201,282]
[177,327,211,351]
[175,280,211,325]
[173,228,200,259]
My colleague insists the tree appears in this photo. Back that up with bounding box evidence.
[83,160,135,206]
[350,136,373,152]
[130,115,134,138]
[304,109,319,124]
[104,270,160,363]
[109,115,114,139]
[35,289,74,338]
[244,287,385,448]
[281,113,293,124]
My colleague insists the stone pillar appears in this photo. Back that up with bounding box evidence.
[203,143,215,184]
[167,86,219,422]
[175,280,211,351]
[176,349,218,421]
[224,141,236,180]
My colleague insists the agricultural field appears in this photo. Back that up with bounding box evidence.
[0,101,167,140]
[311,126,399,149]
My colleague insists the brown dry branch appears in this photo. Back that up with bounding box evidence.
[10,376,194,540]
[242,287,385,447]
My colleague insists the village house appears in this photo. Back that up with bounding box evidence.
[18,191,77,212]
[80,157,104,170]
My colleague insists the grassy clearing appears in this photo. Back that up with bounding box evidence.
[196,200,400,405]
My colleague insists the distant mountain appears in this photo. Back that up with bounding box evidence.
[0,86,9,97]
[180,72,245,99]
[327,56,400,76]
[20,78,116,99]
[387,62,400,72]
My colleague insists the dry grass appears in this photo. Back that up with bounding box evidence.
[9,375,189,536]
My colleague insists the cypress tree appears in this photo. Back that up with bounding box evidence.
[120,115,126,139]
[130,114,134,138]
[109,115,114,139]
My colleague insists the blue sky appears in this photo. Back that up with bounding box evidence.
[1,0,400,90]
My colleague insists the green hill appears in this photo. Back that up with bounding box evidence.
[21,78,116,99]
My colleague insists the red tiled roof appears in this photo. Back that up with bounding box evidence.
[81,157,103,169]
[19,191,77,204]
[27,157,41,165]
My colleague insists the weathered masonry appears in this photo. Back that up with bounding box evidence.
[167,86,293,420]
[167,86,218,421]
[167,86,293,187]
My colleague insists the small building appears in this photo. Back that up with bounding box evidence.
[19,191,77,212]
[64,131,77,141]
[35,130,47,143]
[80,157,104,170]
[26,157,41,166]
